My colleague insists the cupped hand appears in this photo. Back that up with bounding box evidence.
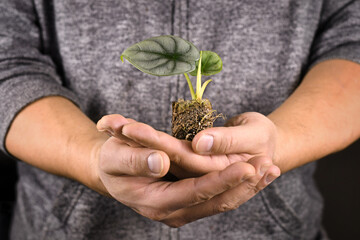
[192,112,279,167]
[99,113,280,178]
[97,114,236,178]
[94,114,280,227]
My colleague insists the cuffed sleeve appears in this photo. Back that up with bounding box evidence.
[309,0,360,67]
[0,1,81,154]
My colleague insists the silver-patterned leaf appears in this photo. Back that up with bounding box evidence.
[121,35,200,76]
[189,51,222,76]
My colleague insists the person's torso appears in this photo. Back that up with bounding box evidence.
[13,1,325,239]
[38,0,321,128]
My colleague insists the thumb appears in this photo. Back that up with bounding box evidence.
[191,112,274,155]
[99,138,170,178]
[191,127,240,154]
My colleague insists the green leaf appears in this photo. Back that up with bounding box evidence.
[121,35,200,76]
[189,51,222,76]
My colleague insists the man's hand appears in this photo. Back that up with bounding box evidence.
[95,114,280,227]
[98,113,280,178]
[192,112,279,171]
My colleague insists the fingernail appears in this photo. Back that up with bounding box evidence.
[97,120,114,136]
[97,119,106,130]
[260,165,271,177]
[147,153,163,174]
[241,174,254,182]
[265,174,278,184]
[196,135,214,153]
[98,128,115,136]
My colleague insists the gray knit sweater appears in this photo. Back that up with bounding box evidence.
[1,0,360,239]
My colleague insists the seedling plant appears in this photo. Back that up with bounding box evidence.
[121,35,223,140]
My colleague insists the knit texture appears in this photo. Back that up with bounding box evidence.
[1,0,359,239]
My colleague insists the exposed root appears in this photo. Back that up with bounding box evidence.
[172,99,223,141]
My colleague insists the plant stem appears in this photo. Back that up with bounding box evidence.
[184,73,195,99]
[196,51,203,100]
[185,51,212,101]
[199,79,212,99]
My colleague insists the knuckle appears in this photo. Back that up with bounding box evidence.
[147,210,168,222]
[225,135,235,152]
[214,201,236,213]
[245,181,261,195]
[215,134,233,153]
[192,178,212,203]
[193,191,212,203]
[125,151,140,175]
[162,219,186,228]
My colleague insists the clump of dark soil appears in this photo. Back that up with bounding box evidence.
[172,99,222,141]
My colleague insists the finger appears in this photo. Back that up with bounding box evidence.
[97,114,141,147]
[247,156,273,178]
[246,156,281,189]
[224,114,249,127]
[162,160,280,227]
[122,122,231,175]
[259,165,281,186]
[99,137,170,177]
[119,161,256,218]
[192,112,275,155]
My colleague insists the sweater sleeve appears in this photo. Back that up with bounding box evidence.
[309,0,360,67]
[0,1,81,154]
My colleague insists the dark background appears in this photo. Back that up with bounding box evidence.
[314,138,360,239]
[0,139,359,239]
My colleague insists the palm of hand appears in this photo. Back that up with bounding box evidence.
[96,112,280,227]
[120,112,278,178]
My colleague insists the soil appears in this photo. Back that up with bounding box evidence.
[172,98,222,141]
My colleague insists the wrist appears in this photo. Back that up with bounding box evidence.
[269,120,286,172]
[268,113,301,173]
[88,135,111,197]
[67,132,111,197]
